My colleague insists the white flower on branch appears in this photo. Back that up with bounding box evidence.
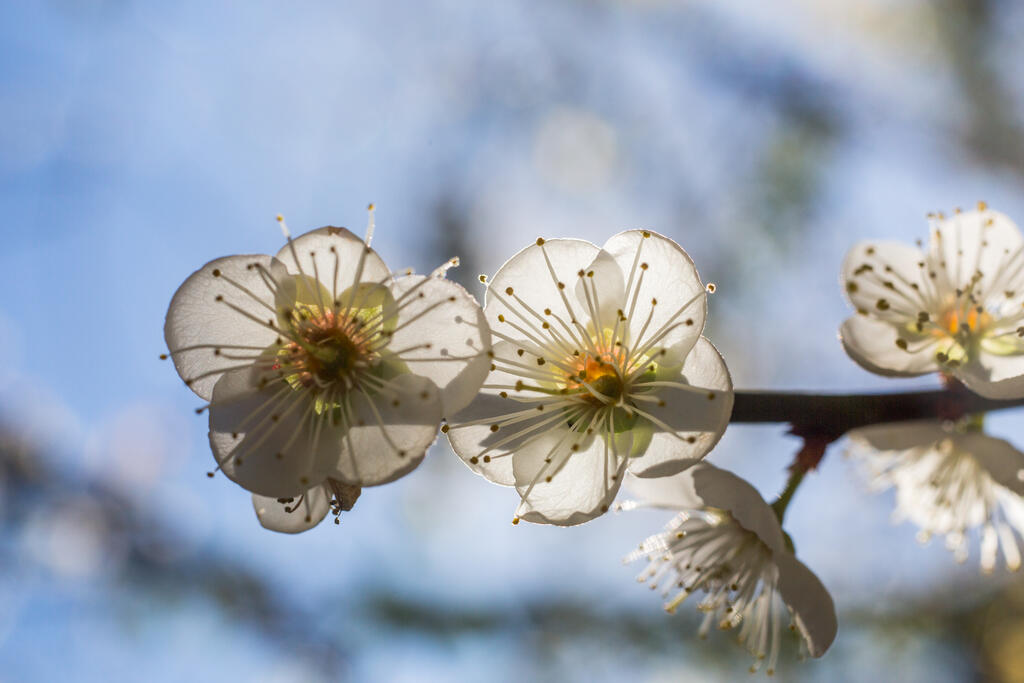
[623,464,837,675]
[841,204,1024,398]
[848,419,1024,572]
[164,211,491,524]
[444,230,733,526]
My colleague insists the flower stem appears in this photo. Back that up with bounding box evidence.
[770,466,805,523]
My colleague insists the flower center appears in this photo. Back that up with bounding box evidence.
[940,306,992,338]
[568,353,624,403]
[274,308,375,389]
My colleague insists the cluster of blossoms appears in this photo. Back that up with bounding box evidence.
[840,206,1024,574]
[163,202,1024,674]
[166,215,827,671]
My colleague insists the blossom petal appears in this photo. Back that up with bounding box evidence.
[208,367,340,498]
[957,351,1024,399]
[931,209,1023,292]
[627,337,733,478]
[386,275,492,416]
[603,230,707,359]
[574,248,626,332]
[626,463,787,554]
[958,433,1024,495]
[252,485,329,534]
[841,240,928,324]
[327,373,442,487]
[847,421,950,452]
[486,238,601,345]
[774,551,838,658]
[165,254,284,400]
[513,428,626,526]
[274,227,392,299]
[839,315,939,376]
[445,340,568,486]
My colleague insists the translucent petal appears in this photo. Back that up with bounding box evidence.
[839,315,939,377]
[931,209,1023,293]
[841,240,930,324]
[274,227,391,299]
[957,432,1024,495]
[957,351,1024,399]
[327,373,442,487]
[486,238,601,339]
[208,366,341,498]
[847,421,949,453]
[165,254,285,400]
[513,428,626,526]
[252,485,329,534]
[573,248,626,333]
[603,230,706,358]
[774,550,838,658]
[386,275,491,416]
[627,337,733,477]
[628,463,787,554]
[445,340,567,486]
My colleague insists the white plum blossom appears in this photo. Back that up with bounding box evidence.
[444,230,733,526]
[848,419,1024,572]
[623,464,837,675]
[841,204,1024,398]
[164,211,491,531]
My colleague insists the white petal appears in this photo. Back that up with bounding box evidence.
[327,373,442,487]
[486,238,601,339]
[208,367,340,498]
[840,240,929,324]
[165,254,284,400]
[513,428,626,526]
[839,315,939,377]
[625,463,787,553]
[847,421,950,452]
[627,337,733,478]
[931,209,1023,292]
[957,432,1024,495]
[957,351,1024,399]
[774,550,838,658]
[603,230,706,358]
[445,340,566,486]
[386,275,491,416]
[574,248,626,332]
[275,227,392,298]
[252,485,330,534]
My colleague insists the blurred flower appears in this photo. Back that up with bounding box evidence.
[445,230,732,525]
[623,464,836,674]
[840,204,1024,398]
[848,418,1024,572]
[164,211,491,508]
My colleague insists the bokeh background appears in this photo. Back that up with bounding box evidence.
[3,1,1024,680]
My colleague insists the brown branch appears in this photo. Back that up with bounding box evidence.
[730,385,1024,446]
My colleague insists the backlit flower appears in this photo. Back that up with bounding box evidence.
[623,464,837,674]
[840,204,1024,398]
[848,419,1024,572]
[445,230,732,526]
[164,211,491,508]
